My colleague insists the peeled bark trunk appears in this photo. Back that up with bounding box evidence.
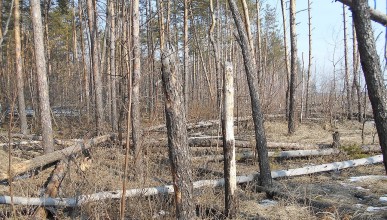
[14,0,28,135]
[222,62,236,218]
[161,45,194,219]
[227,0,272,187]
[351,0,387,174]
[30,0,54,153]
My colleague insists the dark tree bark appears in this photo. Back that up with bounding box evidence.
[227,0,272,187]
[351,0,387,173]
[161,45,194,219]
[15,0,28,135]
[30,0,54,153]
[336,0,387,26]
[288,0,298,134]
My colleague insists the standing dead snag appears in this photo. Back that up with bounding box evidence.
[222,62,237,218]
[288,0,298,134]
[161,45,194,219]
[351,0,387,174]
[227,0,272,187]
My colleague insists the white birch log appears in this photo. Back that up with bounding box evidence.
[0,155,382,207]
[192,148,343,161]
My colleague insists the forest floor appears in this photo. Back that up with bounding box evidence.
[0,117,386,219]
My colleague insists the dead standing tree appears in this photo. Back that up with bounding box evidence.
[222,62,237,218]
[288,0,298,134]
[350,0,387,173]
[30,0,54,153]
[227,0,272,187]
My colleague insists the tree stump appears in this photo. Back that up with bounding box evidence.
[332,131,341,148]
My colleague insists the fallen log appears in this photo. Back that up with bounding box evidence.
[0,134,115,182]
[145,117,252,132]
[192,148,342,162]
[0,155,381,206]
[0,141,41,148]
[192,146,382,162]
[33,159,68,218]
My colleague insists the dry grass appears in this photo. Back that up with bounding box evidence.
[0,119,386,219]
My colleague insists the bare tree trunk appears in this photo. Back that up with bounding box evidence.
[288,0,298,134]
[86,0,104,133]
[79,0,90,122]
[305,0,312,119]
[30,0,54,153]
[227,0,272,187]
[343,4,352,120]
[352,21,362,122]
[209,0,222,110]
[255,0,262,82]
[183,0,190,115]
[161,45,194,219]
[280,0,290,120]
[241,0,254,57]
[222,62,237,218]
[14,0,28,135]
[131,0,142,179]
[109,0,118,131]
[351,0,387,173]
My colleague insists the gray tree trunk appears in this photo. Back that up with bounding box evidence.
[30,0,54,153]
[161,45,194,219]
[343,4,352,120]
[227,0,272,187]
[132,0,142,178]
[351,0,387,173]
[288,0,298,134]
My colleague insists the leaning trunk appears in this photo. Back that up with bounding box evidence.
[351,0,387,173]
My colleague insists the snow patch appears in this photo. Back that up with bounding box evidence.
[379,196,387,203]
[349,175,387,182]
[259,199,278,206]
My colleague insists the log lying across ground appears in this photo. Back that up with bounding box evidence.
[0,141,41,148]
[145,117,252,132]
[0,134,115,181]
[192,146,382,161]
[0,155,381,206]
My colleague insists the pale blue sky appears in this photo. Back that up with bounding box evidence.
[269,0,386,88]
